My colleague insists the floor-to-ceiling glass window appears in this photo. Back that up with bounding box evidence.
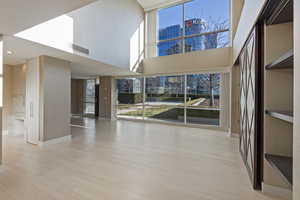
[116,73,221,126]
[157,0,230,56]
[144,75,185,123]
[186,73,220,125]
[116,78,144,120]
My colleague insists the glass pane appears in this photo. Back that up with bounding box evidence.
[85,79,95,97]
[145,75,184,123]
[117,106,144,120]
[186,73,220,109]
[84,97,95,103]
[144,106,184,123]
[145,75,185,105]
[184,0,230,35]
[186,108,220,125]
[158,4,183,40]
[185,31,229,52]
[84,79,95,115]
[117,78,144,120]
[157,39,183,56]
[84,103,95,114]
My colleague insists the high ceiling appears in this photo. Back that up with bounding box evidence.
[3,36,136,77]
[136,0,183,10]
[0,0,96,35]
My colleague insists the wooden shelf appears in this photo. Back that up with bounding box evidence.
[266,0,293,25]
[265,154,293,188]
[265,110,293,123]
[265,49,293,70]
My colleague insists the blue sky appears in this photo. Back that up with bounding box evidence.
[158,0,229,29]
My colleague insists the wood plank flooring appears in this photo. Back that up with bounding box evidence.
[0,119,281,200]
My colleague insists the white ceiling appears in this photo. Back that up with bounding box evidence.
[0,0,96,35]
[136,0,184,10]
[3,36,136,77]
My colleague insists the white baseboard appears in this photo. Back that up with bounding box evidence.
[39,135,72,146]
[262,183,292,200]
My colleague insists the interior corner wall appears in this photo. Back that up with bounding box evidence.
[71,79,84,115]
[294,0,300,198]
[68,0,144,69]
[143,47,232,75]
[40,56,71,141]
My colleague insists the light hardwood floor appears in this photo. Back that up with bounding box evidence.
[0,119,280,200]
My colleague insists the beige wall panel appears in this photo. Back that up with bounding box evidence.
[143,47,231,75]
[40,56,71,141]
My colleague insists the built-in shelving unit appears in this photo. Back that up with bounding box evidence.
[265,49,293,70]
[265,154,293,188]
[266,0,293,25]
[265,110,293,123]
[263,0,294,196]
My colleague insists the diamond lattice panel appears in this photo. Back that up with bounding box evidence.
[240,29,257,182]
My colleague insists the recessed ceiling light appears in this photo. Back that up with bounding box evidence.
[7,50,13,55]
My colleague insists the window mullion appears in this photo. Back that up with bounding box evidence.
[143,77,146,120]
[184,74,187,124]
[182,4,185,54]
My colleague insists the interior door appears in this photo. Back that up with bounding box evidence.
[25,59,40,145]
[239,26,262,189]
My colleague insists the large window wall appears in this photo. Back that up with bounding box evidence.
[157,0,230,56]
[116,73,221,126]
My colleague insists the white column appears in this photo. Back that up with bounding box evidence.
[111,78,117,120]
[220,72,230,132]
[145,10,157,58]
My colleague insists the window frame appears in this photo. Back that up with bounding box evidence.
[83,79,96,115]
[156,0,230,56]
[115,72,222,127]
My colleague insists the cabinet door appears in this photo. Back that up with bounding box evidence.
[239,27,262,189]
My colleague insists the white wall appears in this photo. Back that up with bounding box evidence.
[68,0,144,69]
[294,0,300,198]
[231,0,244,41]
[233,0,267,62]
[15,15,74,54]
